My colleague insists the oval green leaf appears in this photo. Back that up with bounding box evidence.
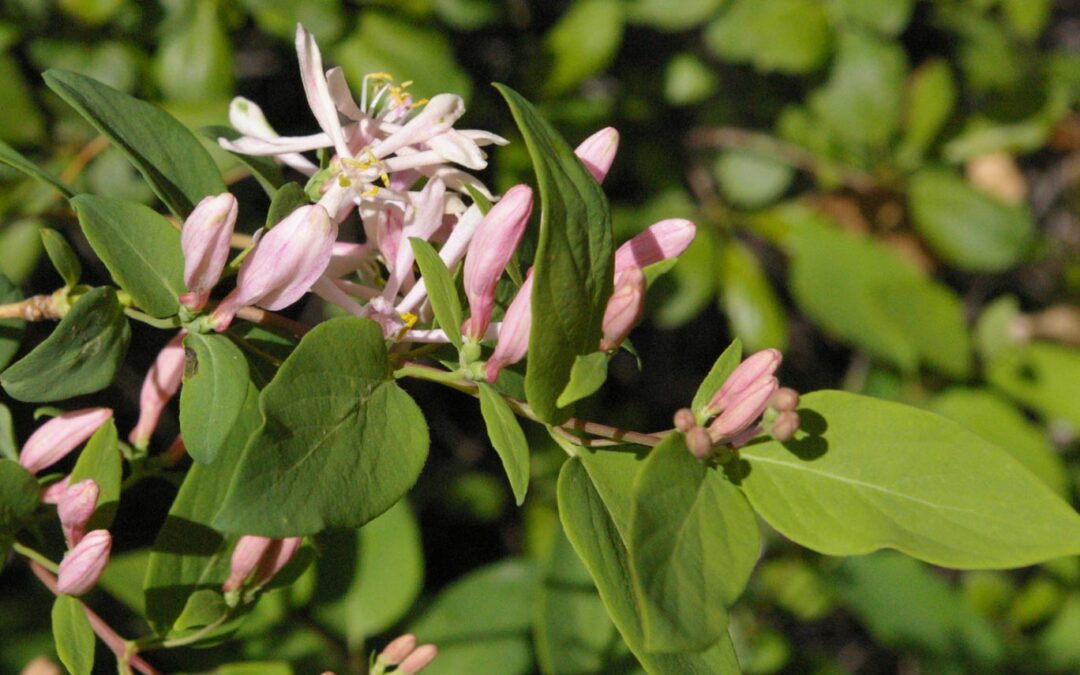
[477,382,530,505]
[409,237,463,348]
[39,228,82,288]
[52,595,95,675]
[0,459,39,534]
[68,419,121,530]
[180,333,250,465]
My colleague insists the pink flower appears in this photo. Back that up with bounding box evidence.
[705,349,782,417]
[398,644,438,675]
[212,204,338,331]
[599,267,645,352]
[129,332,187,449]
[462,185,532,340]
[381,634,418,666]
[485,269,534,383]
[709,376,778,441]
[57,479,99,547]
[57,530,111,596]
[180,193,238,310]
[19,408,113,475]
[574,127,620,184]
[41,476,71,504]
[614,219,697,275]
[222,535,303,592]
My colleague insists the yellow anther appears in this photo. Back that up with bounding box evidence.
[400,312,418,329]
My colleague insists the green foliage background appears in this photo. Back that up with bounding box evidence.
[1,0,1079,672]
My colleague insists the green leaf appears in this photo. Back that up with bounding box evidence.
[0,273,24,371]
[872,277,972,379]
[1002,0,1053,41]
[908,169,1034,272]
[495,84,614,424]
[311,501,424,646]
[0,459,39,534]
[153,0,233,103]
[629,434,759,652]
[714,151,793,209]
[0,404,15,461]
[180,333,250,465]
[410,237,463,347]
[705,0,830,74]
[477,382,530,506]
[1,287,131,402]
[43,69,226,217]
[236,0,345,43]
[626,0,723,31]
[556,352,609,407]
[829,0,914,35]
[691,338,742,418]
[0,140,76,198]
[58,0,125,26]
[719,242,789,352]
[544,0,625,96]
[896,60,957,167]
[737,390,1080,568]
[265,182,309,229]
[72,195,186,318]
[411,560,538,675]
[663,52,719,106]
[558,456,742,674]
[68,419,121,530]
[0,219,44,285]
[51,595,94,675]
[204,125,284,196]
[214,317,429,536]
[39,228,82,289]
[0,55,46,145]
[986,342,1080,429]
[144,382,260,633]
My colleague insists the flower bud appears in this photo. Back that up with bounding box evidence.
[20,408,113,475]
[380,634,418,666]
[709,376,778,441]
[41,476,71,504]
[673,408,696,433]
[180,193,238,310]
[251,536,303,587]
[462,185,532,340]
[398,644,438,675]
[770,387,800,413]
[485,269,534,384]
[705,349,782,417]
[212,204,338,331]
[599,267,645,352]
[614,219,696,275]
[129,332,187,449]
[727,424,762,450]
[685,426,714,460]
[222,536,273,593]
[770,411,800,442]
[574,127,620,184]
[57,479,99,548]
[57,530,111,596]
[20,656,62,675]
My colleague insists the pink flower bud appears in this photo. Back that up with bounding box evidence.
[599,267,645,352]
[728,424,763,449]
[614,219,697,275]
[251,536,302,587]
[41,476,71,504]
[180,193,238,310]
[485,269,534,383]
[770,411,800,442]
[770,387,800,413]
[129,332,187,448]
[212,204,338,331]
[57,479,99,547]
[381,633,418,666]
[462,185,532,340]
[709,376,778,441]
[398,644,438,675]
[20,408,113,475]
[673,408,696,433]
[574,127,620,184]
[685,426,714,460]
[705,349,782,417]
[57,530,111,596]
[222,536,274,592]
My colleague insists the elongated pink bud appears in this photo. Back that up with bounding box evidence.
[42,476,71,504]
[57,530,111,596]
[705,349,782,417]
[574,127,620,184]
[485,269,534,383]
[462,185,532,340]
[614,219,697,275]
[251,536,303,587]
[599,267,645,352]
[709,376,778,441]
[20,408,113,475]
[222,536,274,592]
[57,479,99,547]
[212,204,338,331]
[180,193,238,310]
[381,634,418,666]
[398,644,438,675]
[129,332,187,449]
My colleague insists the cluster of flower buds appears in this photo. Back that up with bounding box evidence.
[675,349,801,461]
[222,535,303,599]
[370,633,438,675]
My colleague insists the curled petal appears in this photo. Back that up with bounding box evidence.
[374,94,465,159]
[296,24,350,158]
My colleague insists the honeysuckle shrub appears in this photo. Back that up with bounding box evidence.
[0,1,1078,674]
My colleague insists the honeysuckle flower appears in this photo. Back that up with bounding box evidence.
[383,178,447,300]
[599,266,645,352]
[57,529,111,596]
[57,479,99,547]
[20,408,113,475]
[485,269,534,383]
[223,535,303,593]
[705,349,782,417]
[129,332,187,449]
[575,127,620,184]
[709,376,778,441]
[212,204,337,331]
[180,193,238,310]
[614,218,697,275]
[396,204,484,315]
[462,184,532,340]
[41,476,71,504]
[228,97,318,175]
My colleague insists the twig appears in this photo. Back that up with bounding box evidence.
[235,306,309,339]
[58,136,110,186]
[0,294,60,321]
